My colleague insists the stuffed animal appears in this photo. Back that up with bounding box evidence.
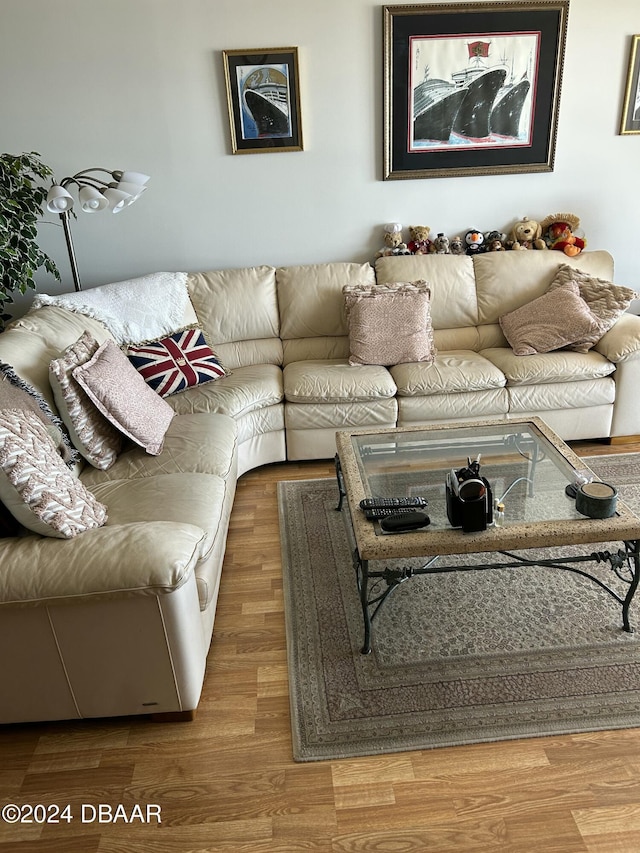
[539,213,586,256]
[484,229,507,251]
[485,237,506,252]
[375,222,410,258]
[508,217,547,250]
[449,235,465,255]
[407,225,432,255]
[464,229,484,255]
[431,233,450,254]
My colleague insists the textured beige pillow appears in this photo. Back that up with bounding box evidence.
[73,340,175,455]
[548,264,637,351]
[0,410,107,538]
[343,281,436,366]
[499,281,603,356]
[50,332,123,470]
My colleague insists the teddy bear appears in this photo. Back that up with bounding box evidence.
[539,213,586,256]
[507,217,547,250]
[449,235,466,255]
[483,229,507,251]
[375,223,410,258]
[407,225,432,255]
[431,233,450,254]
[464,229,484,255]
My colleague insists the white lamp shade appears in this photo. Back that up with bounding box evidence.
[114,181,147,202]
[79,186,109,213]
[46,185,74,213]
[116,170,150,185]
[102,187,132,213]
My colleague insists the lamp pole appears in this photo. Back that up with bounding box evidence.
[59,210,82,292]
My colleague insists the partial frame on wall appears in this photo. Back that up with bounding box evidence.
[223,47,303,154]
[620,35,640,135]
[383,1,569,180]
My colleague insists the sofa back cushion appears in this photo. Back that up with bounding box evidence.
[187,266,282,370]
[277,263,374,364]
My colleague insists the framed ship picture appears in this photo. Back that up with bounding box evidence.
[383,2,569,179]
[620,35,640,135]
[223,47,303,154]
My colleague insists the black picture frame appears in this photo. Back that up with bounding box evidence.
[620,35,640,135]
[383,1,569,180]
[223,47,303,154]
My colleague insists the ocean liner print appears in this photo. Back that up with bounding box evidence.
[410,33,538,151]
[239,65,291,139]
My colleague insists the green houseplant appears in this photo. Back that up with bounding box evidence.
[0,151,60,330]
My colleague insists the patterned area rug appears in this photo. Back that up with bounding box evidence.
[278,453,640,761]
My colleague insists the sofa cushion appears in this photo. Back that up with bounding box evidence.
[34,272,197,345]
[548,264,636,351]
[284,359,397,403]
[166,363,283,419]
[343,281,436,366]
[481,347,616,386]
[508,377,616,413]
[126,328,227,397]
[80,413,238,486]
[397,389,509,424]
[284,398,397,429]
[0,410,107,539]
[49,332,123,470]
[375,254,479,329]
[498,282,603,355]
[72,340,175,455]
[390,350,505,396]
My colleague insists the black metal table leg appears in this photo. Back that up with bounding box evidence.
[622,539,640,633]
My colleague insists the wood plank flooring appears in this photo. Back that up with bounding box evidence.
[2,441,640,852]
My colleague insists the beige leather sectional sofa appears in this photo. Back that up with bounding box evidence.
[1,249,638,724]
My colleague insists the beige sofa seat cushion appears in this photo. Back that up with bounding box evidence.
[508,378,615,413]
[285,398,397,430]
[284,359,396,403]
[473,250,615,325]
[0,522,205,606]
[81,413,238,487]
[482,347,616,386]
[595,313,640,362]
[390,351,505,397]
[397,389,509,424]
[90,472,232,610]
[277,263,375,340]
[375,254,478,329]
[166,363,283,419]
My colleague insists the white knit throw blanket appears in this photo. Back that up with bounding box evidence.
[34,271,192,345]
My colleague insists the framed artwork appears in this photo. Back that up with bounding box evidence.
[222,47,303,154]
[620,35,640,135]
[383,1,569,180]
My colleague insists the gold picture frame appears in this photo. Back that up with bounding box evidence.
[620,35,640,135]
[222,47,303,154]
[383,1,569,180]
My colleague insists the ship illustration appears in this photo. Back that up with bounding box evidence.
[243,67,290,137]
[490,75,531,137]
[413,76,468,142]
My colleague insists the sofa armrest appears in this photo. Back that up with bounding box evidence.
[594,313,640,362]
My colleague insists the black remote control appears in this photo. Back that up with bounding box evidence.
[380,511,430,532]
[364,505,427,520]
[360,496,428,510]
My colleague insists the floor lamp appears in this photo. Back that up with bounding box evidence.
[46,169,150,292]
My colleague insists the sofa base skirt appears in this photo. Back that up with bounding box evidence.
[0,574,211,725]
[506,405,613,442]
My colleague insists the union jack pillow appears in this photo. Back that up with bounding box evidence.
[126,328,226,397]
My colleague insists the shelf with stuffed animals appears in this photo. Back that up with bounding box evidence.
[375,215,587,260]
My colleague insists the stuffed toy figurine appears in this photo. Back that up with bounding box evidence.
[539,213,586,256]
[431,233,450,254]
[507,216,547,250]
[375,222,410,258]
[484,229,507,251]
[449,235,466,255]
[464,229,484,255]
[407,225,432,254]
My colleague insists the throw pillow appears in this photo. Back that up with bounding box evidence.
[499,281,604,356]
[0,362,78,466]
[343,281,436,366]
[0,410,107,538]
[49,332,123,470]
[72,340,175,455]
[548,264,637,352]
[126,327,226,397]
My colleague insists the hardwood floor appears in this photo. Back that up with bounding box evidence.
[2,441,640,852]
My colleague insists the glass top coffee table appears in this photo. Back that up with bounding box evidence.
[335,417,640,654]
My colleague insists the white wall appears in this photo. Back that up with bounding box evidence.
[2,0,639,310]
